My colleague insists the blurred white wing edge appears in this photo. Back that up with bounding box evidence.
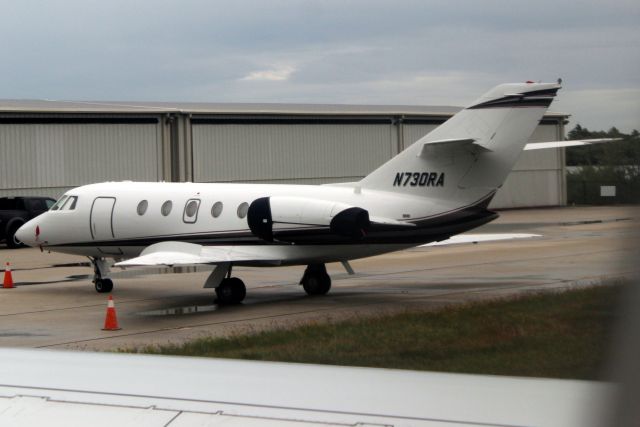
[0,348,614,427]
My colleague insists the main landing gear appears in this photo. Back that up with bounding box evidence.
[300,264,332,296]
[215,277,247,305]
[207,262,333,305]
[211,264,247,305]
[90,257,113,293]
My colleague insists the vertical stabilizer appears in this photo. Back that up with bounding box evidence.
[358,82,561,207]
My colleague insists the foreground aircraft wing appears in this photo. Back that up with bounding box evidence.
[0,348,612,427]
[115,241,282,267]
[524,138,621,150]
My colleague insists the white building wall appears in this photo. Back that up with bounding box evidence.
[0,123,163,199]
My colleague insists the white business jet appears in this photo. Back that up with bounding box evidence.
[15,81,612,304]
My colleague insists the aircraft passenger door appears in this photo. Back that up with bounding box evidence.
[90,197,122,255]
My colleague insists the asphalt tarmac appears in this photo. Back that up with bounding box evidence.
[1,205,638,351]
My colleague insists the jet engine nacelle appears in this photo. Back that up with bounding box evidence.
[247,196,371,242]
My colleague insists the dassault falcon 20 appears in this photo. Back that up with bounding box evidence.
[15,81,614,304]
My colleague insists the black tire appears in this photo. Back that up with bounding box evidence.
[95,278,114,293]
[302,273,331,295]
[6,223,25,249]
[215,277,246,304]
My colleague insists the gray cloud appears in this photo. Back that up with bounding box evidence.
[0,0,638,131]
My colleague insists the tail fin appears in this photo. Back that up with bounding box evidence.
[358,82,561,206]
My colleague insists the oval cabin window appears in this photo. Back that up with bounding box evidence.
[211,201,223,218]
[137,200,148,216]
[237,202,249,219]
[161,200,172,216]
[183,199,200,223]
[185,200,198,217]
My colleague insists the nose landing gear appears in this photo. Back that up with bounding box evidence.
[90,257,113,293]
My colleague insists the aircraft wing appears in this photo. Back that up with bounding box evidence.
[114,241,282,267]
[0,348,612,427]
[423,233,541,247]
[524,138,621,150]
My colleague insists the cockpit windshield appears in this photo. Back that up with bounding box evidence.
[50,195,78,211]
[50,196,68,211]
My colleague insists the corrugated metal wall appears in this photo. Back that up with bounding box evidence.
[0,123,163,198]
[490,124,564,208]
[192,123,397,185]
[401,124,439,149]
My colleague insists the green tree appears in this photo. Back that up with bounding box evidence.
[565,125,640,204]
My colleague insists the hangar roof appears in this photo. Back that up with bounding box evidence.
[0,99,568,118]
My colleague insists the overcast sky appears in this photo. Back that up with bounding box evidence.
[1,0,638,132]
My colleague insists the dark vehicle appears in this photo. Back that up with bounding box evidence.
[0,197,56,248]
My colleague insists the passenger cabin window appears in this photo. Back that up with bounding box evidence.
[237,202,249,219]
[183,199,200,223]
[211,201,223,218]
[137,200,148,216]
[161,200,172,216]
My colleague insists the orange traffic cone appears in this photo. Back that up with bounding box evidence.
[102,295,121,330]
[3,262,14,289]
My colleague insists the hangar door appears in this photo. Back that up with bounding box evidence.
[0,119,164,199]
[191,121,397,185]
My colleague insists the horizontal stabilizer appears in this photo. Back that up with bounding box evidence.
[418,138,491,157]
[524,138,621,151]
[115,241,281,267]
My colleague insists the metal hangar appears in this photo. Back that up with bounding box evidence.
[0,100,568,208]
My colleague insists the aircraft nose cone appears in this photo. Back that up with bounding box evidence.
[15,221,36,247]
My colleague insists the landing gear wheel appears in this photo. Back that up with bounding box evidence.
[91,257,113,293]
[215,277,246,305]
[95,278,114,293]
[301,264,331,296]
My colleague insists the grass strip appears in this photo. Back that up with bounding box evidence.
[134,284,623,380]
